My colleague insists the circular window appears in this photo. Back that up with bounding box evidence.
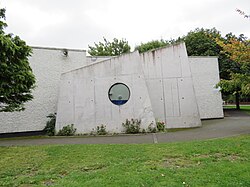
[108,83,130,105]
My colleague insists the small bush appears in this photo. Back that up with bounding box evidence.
[122,119,141,134]
[148,123,157,133]
[43,113,56,136]
[156,121,165,132]
[57,124,76,136]
[96,125,108,135]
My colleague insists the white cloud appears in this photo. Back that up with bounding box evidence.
[1,0,250,49]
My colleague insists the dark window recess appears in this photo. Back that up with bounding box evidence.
[108,83,130,105]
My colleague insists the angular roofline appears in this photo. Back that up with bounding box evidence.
[86,56,113,58]
[62,51,138,75]
[139,41,186,54]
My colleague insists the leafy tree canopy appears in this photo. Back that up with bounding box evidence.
[183,28,221,56]
[88,37,131,56]
[134,39,170,53]
[216,36,250,97]
[0,7,35,112]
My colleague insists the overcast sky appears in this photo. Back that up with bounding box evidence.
[1,0,250,50]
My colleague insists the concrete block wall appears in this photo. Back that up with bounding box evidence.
[56,52,155,133]
[189,57,224,119]
[140,43,202,128]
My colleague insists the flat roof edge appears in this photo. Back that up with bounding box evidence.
[188,56,218,58]
[86,56,113,58]
[31,46,86,52]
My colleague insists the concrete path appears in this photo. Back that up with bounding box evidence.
[0,115,249,146]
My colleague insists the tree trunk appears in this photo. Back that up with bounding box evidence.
[235,91,240,110]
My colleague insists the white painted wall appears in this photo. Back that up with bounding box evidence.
[189,57,224,119]
[56,52,156,133]
[0,47,87,133]
[140,43,202,128]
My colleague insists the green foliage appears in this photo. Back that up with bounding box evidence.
[0,135,250,186]
[183,28,221,56]
[122,119,141,134]
[43,113,56,136]
[135,39,170,53]
[156,121,165,132]
[216,35,250,109]
[0,8,7,32]
[88,37,131,56]
[147,123,157,133]
[96,125,108,135]
[147,121,165,132]
[217,33,247,80]
[218,73,250,96]
[0,7,35,112]
[57,124,76,136]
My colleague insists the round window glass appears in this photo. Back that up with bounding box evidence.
[108,83,130,105]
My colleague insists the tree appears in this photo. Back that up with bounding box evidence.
[88,37,131,56]
[183,28,221,56]
[216,36,250,109]
[0,8,35,112]
[135,39,169,53]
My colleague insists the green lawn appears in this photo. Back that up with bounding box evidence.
[224,105,250,114]
[0,135,250,187]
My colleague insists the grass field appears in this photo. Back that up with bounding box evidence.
[0,135,250,187]
[224,105,250,114]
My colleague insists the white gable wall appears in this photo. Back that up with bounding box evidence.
[189,57,224,119]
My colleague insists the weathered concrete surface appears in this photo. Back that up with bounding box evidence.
[57,43,202,133]
[189,57,224,119]
[56,51,156,133]
[140,43,201,128]
[1,116,249,146]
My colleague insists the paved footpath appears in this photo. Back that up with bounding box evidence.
[0,114,249,146]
